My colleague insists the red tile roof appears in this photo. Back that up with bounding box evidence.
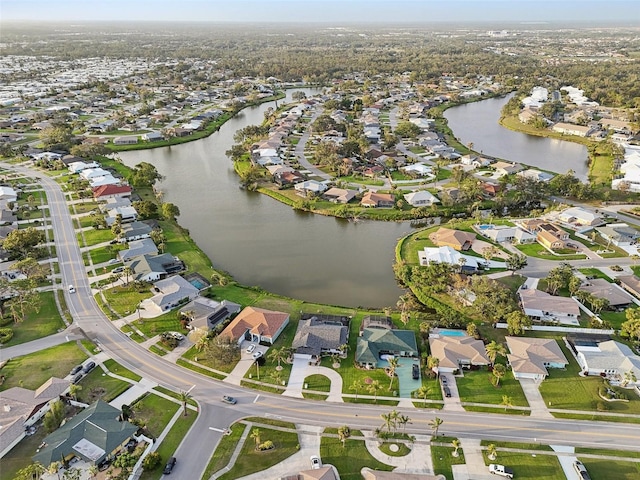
[221,307,289,342]
[92,184,132,198]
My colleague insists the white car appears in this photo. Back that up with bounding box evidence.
[169,332,184,341]
[246,344,256,353]
[310,455,322,469]
[68,285,76,294]
[252,351,263,360]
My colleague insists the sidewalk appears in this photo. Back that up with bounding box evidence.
[518,378,553,418]
[453,438,493,480]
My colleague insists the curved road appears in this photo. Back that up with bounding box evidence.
[5,162,640,478]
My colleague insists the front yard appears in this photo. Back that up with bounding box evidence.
[455,368,529,408]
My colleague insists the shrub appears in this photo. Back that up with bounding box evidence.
[142,452,161,470]
[0,328,14,344]
[257,440,274,451]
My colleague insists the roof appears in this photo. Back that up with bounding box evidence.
[404,190,439,206]
[618,275,640,295]
[429,335,490,368]
[361,191,395,206]
[323,187,357,203]
[220,306,289,342]
[179,297,241,330]
[292,316,349,356]
[418,246,479,269]
[356,328,418,365]
[32,400,137,466]
[579,278,635,306]
[298,466,339,480]
[149,275,199,309]
[577,340,640,377]
[362,469,445,480]
[120,238,158,262]
[429,227,476,250]
[506,336,568,376]
[559,207,601,225]
[92,184,131,198]
[519,289,580,316]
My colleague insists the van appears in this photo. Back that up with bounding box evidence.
[412,364,420,380]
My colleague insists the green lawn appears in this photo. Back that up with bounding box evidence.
[75,367,133,403]
[455,369,529,407]
[133,393,180,437]
[103,358,142,382]
[78,228,115,246]
[132,309,184,338]
[575,447,640,459]
[303,373,332,392]
[599,310,629,329]
[515,242,586,260]
[217,425,300,480]
[1,414,51,480]
[201,423,247,479]
[481,450,565,479]
[321,431,393,480]
[578,268,613,282]
[89,245,124,265]
[2,291,64,346]
[432,444,466,480]
[580,458,640,480]
[0,342,87,391]
[101,284,153,317]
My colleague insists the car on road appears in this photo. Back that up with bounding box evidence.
[222,395,237,405]
[108,258,119,264]
[113,266,124,273]
[68,285,75,294]
[573,460,591,480]
[310,455,322,469]
[412,363,420,379]
[252,351,263,360]
[82,361,96,373]
[489,464,514,478]
[163,457,176,474]
[70,365,83,375]
[245,343,256,353]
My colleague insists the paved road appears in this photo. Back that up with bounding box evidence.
[5,162,640,478]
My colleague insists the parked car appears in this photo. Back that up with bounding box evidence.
[169,332,184,341]
[245,343,256,353]
[98,459,111,471]
[412,363,420,380]
[222,395,237,405]
[252,351,263,360]
[70,365,83,375]
[108,258,119,264]
[443,386,452,398]
[489,464,514,478]
[82,361,96,373]
[113,266,124,273]
[163,457,177,474]
[573,460,591,480]
[68,285,75,294]
[71,373,83,385]
[310,455,322,469]
[440,375,448,385]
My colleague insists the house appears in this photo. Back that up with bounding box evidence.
[571,339,640,387]
[418,246,480,272]
[113,135,139,145]
[519,288,580,325]
[428,334,490,373]
[292,314,350,359]
[146,275,199,313]
[558,207,603,227]
[595,224,640,247]
[106,206,138,225]
[119,221,153,242]
[429,227,476,251]
[401,163,433,177]
[617,275,640,299]
[519,218,546,233]
[355,327,418,369]
[80,168,112,181]
[361,468,444,480]
[179,297,241,333]
[514,228,537,244]
[68,161,100,174]
[294,180,328,197]
[360,315,394,334]
[481,182,502,197]
[404,190,439,207]
[129,253,183,282]
[119,238,158,262]
[506,336,568,381]
[219,306,289,345]
[517,169,554,183]
[361,192,395,208]
[493,161,523,176]
[579,278,636,309]
[0,186,18,204]
[536,229,566,250]
[92,184,132,201]
[483,225,518,243]
[89,175,120,188]
[32,401,137,467]
[552,122,593,137]
[0,377,70,458]
[322,187,357,204]
[275,171,305,187]
[141,131,163,142]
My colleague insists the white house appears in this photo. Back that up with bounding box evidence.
[79,168,111,181]
[404,190,439,207]
[0,186,18,204]
[558,207,603,227]
[506,336,568,382]
[574,340,640,388]
[68,161,100,174]
[519,288,580,326]
[146,275,199,313]
[418,245,481,271]
[294,180,328,196]
[401,163,433,177]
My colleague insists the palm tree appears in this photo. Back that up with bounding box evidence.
[487,443,497,460]
[452,438,461,457]
[88,465,99,479]
[47,461,61,480]
[485,341,506,365]
[399,414,411,432]
[415,385,431,401]
[63,468,82,480]
[69,384,82,401]
[427,355,440,375]
[622,370,637,387]
[501,395,514,411]
[267,347,289,371]
[429,417,443,437]
[350,380,362,400]
[178,390,192,416]
[368,380,382,403]
[250,428,261,447]
[380,412,393,432]
[492,364,506,387]
[387,356,400,390]
[337,425,351,447]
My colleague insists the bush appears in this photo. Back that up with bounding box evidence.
[257,440,274,451]
[142,452,161,470]
[0,328,14,344]
[0,316,13,327]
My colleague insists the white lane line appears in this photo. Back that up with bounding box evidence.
[254,395,261,403]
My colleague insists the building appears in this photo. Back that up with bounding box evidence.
[356,328,418,369]
[552,122,593,137]
[506,336,568,381]
[429,227,476,251]
[519,288,580,326]
[579,278,636,309]
[404,190,439,207]
[617,275,640,299]
[418,245,480,272]
[179,297,241,333]
[220,306,289,345]
[146,275,200,313]
[292,315,350,360]
[571,339,640,388]
[361,191,395,208]
[428,334,490,373]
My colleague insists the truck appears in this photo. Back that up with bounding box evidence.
[489,464,514,478]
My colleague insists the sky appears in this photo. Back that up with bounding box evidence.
[1,0,639,24]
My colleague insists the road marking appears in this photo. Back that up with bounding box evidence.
[253,395,261,403]
[209,427,225,432]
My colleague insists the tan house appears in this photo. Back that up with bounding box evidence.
[220,306,289,345]
[519,288,580,326]
[617,275,640,299]
[506,336,568,382]
[361,191,395,208]
[536,229,566,250]
[429,227,476,251]
[579,278,636,308]
[428,334,490,373]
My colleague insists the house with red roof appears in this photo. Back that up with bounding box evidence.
[220,306,289,345]
[92,184,132,200]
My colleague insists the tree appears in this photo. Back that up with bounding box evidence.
[40,123,73,150]
[415,385,431,401]
[142,451,162,471]
[204,335,241,366]
[485,340,506,365]
[112,452,136,476]
[63,468,82,480]
[12,257,49,282]
[132,200,158,219]
[337,425,351,447]
[69,384,82,401]
[394,121,421,138]
[506,310,531,336]
[427,355,440,375]
[387,356,400,390]
[350,380,362,400]
[452,438,461,457]
[487,443,497,460]
[429,417,443,437]
[466,322,479,339]
[250,427,262,447]
[47,461,62,480]
[15,463,46,480]
[87,465,99,479]
[501,395,514,411]
[505,253,527,275]
[622,370,637,387]
[130,162,164,187]
[621,308,640,343]
[178,390,192,416]
[492,363,506,387]
[2,227,46,259]
[268,347,289,371]
[161,202,180,221]
[368,379,382,403]
[380,411,394,433]
[122,266,132,286]
[43,399,65,432]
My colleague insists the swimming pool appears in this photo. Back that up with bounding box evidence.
[436,329,467,337]
[478,224,494,230]
[189,279,207,289]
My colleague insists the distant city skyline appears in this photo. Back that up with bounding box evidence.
[2,0,639,25]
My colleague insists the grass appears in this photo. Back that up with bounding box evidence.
[217,425,300,480]
[201,422,247,479]
[552,412,640,424]
[321,431,393,480]
[153,386,198,406]
[580,458,640,480]
[1,291,65,346]
[176,358,226,380]
[132,309,184,337]
[481,450,565,479]
[515,242,586,260]
[103,358,142,382]
[89,245,124,265]
[101,284,153,317]
[431,444,466,480]
[75,367,133,403]
[133,393,180,437]
[379,442,412,456]
[480,440,553,451]
[575,447,640,459]
[78,228,115,246]
[578,268,613,282]
[464,405,530,415]
[304,373,332,392]
[0,342,87,391]
[1,414,51,479]
[455,369,529,407]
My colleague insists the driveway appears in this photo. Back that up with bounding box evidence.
[440,373,464,412]
[518,378,553,418]
[551,445,581,480]
[283,356,344,402]
[224,341,268,385]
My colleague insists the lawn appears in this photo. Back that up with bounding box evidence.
[539,343,640,414]
[103,358,142,382]
[1,413,52,479]
[101,284,153,317]
[515,242,586,260]
[321,431,393,480]
[78,228,115,246]
[132,393,180,437]
[0,342,87,391]
[2,291,65,346]
[201,422,247,479]
[432,443,466,480]
[455,368,529,407]
[578,268,613,282]
[89,244,124,265]
[217,425,300,480]
[304,373,332,392]
[481,450,565,479]
[75,367,133,403]
[132,309,184,338]
[580,458,640,480]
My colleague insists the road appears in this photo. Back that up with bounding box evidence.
[4,162,640,478]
